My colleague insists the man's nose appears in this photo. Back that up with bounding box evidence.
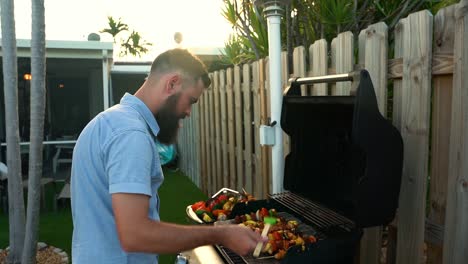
[184,107,192,118]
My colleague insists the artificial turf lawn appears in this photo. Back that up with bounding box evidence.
[0,169,208,264]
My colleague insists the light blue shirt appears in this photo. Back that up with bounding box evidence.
[71,93,164,264]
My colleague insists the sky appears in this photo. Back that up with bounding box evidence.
[5,0,233,60]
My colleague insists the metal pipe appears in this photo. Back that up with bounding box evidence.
[290,73,354,85]
[1,140,77,147]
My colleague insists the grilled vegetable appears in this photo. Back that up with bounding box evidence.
[217,213,227,221]
[191,201,206,211]
[202,213,213,223]
[274,249,287,260]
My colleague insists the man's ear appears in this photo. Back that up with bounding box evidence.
[164,74,181,96]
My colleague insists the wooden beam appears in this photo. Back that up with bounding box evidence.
[388,54,453,79]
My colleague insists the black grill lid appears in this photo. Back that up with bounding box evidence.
[280,70,403,228]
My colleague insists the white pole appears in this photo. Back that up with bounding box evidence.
[102,50,110,110]
[265,6,284,194]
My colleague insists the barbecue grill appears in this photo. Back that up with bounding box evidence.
[184,70,404,264]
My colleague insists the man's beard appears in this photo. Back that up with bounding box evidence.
[155,93,183,145]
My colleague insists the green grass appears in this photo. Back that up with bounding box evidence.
[0,169,208,264]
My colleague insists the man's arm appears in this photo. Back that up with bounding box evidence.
[112,193,264,256]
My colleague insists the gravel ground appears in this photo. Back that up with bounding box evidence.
[0,243,68,264]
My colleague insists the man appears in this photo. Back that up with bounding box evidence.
[71,49,264,263]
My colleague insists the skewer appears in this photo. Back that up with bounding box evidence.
[257,255,275,260]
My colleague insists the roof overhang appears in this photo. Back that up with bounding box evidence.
[0,39,113,59]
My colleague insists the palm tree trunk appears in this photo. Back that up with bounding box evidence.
[0,0,26,263]
[22,0,46,262]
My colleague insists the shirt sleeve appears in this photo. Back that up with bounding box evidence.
[104,130,154,196]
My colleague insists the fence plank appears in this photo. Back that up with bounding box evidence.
[396,10,433,264]
[234,65,244,192]
[293,46,307,95]
[199,89,207,193]
[443,1,468,263]
[427,5,456,264]
[365,22,388,115]
[226,68,236,189]
[208,73,215,195]
[281,51,291,160]
[213,71,222,192]
[243,64,253,194]
[358,30,366,67]
[330,37,337,94]
[336,32,354,95]
[359,22,388,264]
[194,105,200,184]
[309,39,328,95]
[252,60,264,198]
[219,70,229,188]
[385,17,407,264]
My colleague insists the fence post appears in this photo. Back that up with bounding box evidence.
[309,39,328,95]
[427,5,456,264]
[209,72,218,194]
[252,60,264,198]
[443,1,468,263]
[396,10,433,264]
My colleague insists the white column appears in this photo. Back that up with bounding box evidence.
[266,9,284,194]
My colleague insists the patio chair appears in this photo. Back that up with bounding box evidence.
[54,175,70,211]
[52,136,76,174]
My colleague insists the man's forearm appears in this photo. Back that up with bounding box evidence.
[121,219,222,254]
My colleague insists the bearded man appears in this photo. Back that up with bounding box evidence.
[70,49,264,264]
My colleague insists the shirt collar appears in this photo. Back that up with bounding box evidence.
[120,93,160,137]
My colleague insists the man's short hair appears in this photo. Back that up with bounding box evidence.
[150,48,211,88]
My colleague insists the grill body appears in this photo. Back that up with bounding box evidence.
[211,70,404,264]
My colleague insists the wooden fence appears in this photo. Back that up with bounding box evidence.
[178,1,468,263]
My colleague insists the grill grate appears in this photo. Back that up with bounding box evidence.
[269,191,355,232]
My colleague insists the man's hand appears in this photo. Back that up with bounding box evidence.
[216,225,266,256]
